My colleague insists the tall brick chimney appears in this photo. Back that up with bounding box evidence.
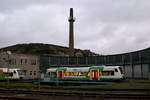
[68,8,75,56]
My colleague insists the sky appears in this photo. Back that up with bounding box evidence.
[0,0,150,55]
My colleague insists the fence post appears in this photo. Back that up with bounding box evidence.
[122,55,125,76]
[130,53,134,79]
[148,48,150,80]
[139,52,143,79]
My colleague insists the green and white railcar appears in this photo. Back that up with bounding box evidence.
[47,65,124,81]
[0,68,25,80]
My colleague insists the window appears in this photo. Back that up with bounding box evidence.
[64,72,88,76]
[34,71,36,76]
[3,58,6,60]
[102,71,114,76]
[50,72,56,78]
[17,70,25,75]
[115,68,118,72]
[48,72,50,75]
[31,60,36,65]
[10,59,16,65]
[110,71,114,75]
[13,71,16,74]
[30,71,32,75]
[13,59,16,65]
[25,59,27,65]
[80,72,87,76]
[87,72,90,77]
[24,70,26,75]
[119,67,123,74]
[102,71,109,76]
[20,59,23,65]
[99,71,102,76]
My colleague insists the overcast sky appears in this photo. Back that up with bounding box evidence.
[0,0,150,55]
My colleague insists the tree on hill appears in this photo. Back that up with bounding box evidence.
[0,43,99,56]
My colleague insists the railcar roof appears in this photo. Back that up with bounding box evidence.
[47,66,121,72]
[47,68,57,72]
[105,66,120,68]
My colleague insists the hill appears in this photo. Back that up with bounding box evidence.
[0,43,99,56]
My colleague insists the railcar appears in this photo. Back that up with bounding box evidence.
[0,68,25,80]
[47,65,124,81]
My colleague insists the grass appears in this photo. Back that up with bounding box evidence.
[64,83,150,89]
[0,79,150,90]
[0,81,37,89]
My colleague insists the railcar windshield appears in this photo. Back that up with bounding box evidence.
[17,70,25,75]
[119,67,123,74]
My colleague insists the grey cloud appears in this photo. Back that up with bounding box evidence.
[79,0,150,23]
[0,0,56,12]
[0,0,150,55]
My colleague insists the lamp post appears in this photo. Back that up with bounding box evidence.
[6,51,11,88]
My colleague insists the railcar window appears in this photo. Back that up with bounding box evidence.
[64,72,87,76]
[102,71,114,76]
[49,72,56,79]
[102,71,108,76]
[17,70,25,75]
[10,73,13,77]
[110,71,114,75]
[119,67,123,74]
[81,72,87,76]
[49,72,56,78]
[99,71,102,76]
[115,69,118,72]
[13,71,16,73]
[87,72,90,76]
[0,71,3,75]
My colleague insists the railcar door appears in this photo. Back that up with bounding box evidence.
[91,70,99,80]
[57,71,63,80]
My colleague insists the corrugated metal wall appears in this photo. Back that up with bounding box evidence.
[40,48,150,79]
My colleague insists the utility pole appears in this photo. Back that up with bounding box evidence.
[6,51,11,88]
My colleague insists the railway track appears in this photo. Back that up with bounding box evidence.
[0,88,150,100]
[0,94,149,100]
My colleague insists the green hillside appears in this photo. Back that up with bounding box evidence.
[0,43,99,56]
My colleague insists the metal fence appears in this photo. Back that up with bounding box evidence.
[40,47,150,79]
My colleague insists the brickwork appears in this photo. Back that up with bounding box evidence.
[68,8,75,56]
